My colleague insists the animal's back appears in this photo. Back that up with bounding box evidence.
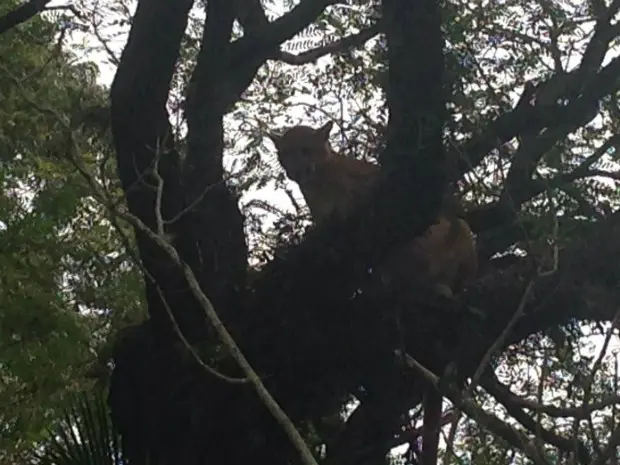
[303,154,477,291]
[303,155,379,222]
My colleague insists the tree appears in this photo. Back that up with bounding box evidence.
[0,1,144,462]
[3,0,620,464]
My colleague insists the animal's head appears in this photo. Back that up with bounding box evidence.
[268,121,335,182]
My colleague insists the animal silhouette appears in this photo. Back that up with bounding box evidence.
[269,121,477,297]
[270,121,478,465]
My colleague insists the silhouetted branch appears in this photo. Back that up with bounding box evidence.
[481,375,591,465]
[274,20,382,65]
[400,353,552,465]
[0,0,51,34]
[234,0,270,34]
[233,0,344,57]
[320,0,447,462]
[110,0,198,336]
[456,56,620,178]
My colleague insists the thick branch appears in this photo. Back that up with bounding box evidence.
[470,131,620,259]
[451,56,620,243]
[0,0,50,34]
[184,0,343,138]
[456,55,620,178]
[232,0,342,59]
[184,0,236,176]
[181,0,248,315]
[500,15,620,209]
[234,0,269,35]
[382,0,445,173]
[110,0,199,337]
[576,7,620,84]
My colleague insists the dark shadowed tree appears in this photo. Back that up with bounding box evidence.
[106,0,448,463]
[4,0,620,464]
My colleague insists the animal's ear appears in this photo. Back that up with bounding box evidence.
[268,132,282,148]
[316,121,333,141]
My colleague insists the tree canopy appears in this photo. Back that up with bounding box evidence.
[2,0,620,465]
[0,1,144,461]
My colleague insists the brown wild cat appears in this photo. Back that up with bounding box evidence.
[268,121,478,297]
[269,120,479,465]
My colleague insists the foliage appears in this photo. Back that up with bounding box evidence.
[0,1,145,462]
[34,390,125,465]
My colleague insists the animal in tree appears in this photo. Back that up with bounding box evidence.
[269,120,478,465]
[268,121,477,297]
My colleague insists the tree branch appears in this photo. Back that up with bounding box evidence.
[184,0,344,134]
[500,15,620,209]
[481,375,591,465]
[274,20,382,65]
[452,55,620,243]
[0,0,51,35]
[110,0,202,338]
[231,0,343,60]
[181,0,248,318]
[400,352,552,465]
[319,1,447,462]
[234,0,270,35]
[456,55,620,178]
